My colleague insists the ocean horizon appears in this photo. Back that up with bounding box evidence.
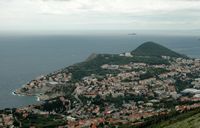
[0,34,200,109]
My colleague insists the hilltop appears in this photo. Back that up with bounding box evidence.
[132,42,187,58]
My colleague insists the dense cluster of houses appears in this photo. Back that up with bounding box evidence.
[64,56,200,127]
[14,72,72,100]
[0,109,14,128]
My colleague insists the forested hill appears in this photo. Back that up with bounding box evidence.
[132,42,187,58]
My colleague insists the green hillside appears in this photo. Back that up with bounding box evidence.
[67,54,169,80]
[147,108,200,128]
[163,113,200,128]
[132,42,186,58]
[65,42,187,81]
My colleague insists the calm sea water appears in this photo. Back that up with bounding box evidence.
[0,34,200,109]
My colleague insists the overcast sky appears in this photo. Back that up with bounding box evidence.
[0,0,200,32]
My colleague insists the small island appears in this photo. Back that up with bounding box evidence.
[1,42,200,128]
[128,33,137,36]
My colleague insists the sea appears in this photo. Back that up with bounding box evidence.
[0,32,200,109]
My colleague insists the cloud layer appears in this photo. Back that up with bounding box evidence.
[0,0,200,31]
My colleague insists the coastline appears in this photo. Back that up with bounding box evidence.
[11,91,25,96]
[12,91,41,102]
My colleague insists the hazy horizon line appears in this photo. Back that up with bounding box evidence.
[0,29,199,37]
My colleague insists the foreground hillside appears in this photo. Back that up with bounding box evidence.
[164,113,200,128]
[150,108,200,128]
